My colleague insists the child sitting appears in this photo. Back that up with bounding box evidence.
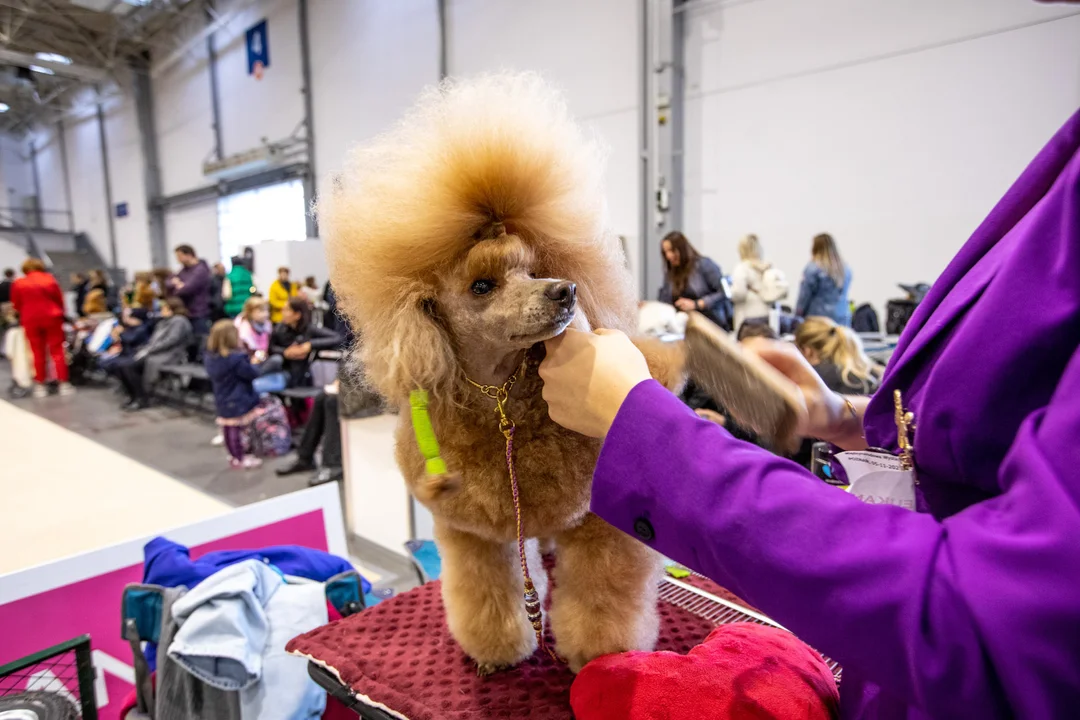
[234,296,271,360]
[205,319,263,469]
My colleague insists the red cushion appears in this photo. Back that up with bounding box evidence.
[571,623,840,720]
[287,578,836,719]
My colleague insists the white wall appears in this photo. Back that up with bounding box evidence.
[683,0,1080,316]
[447,0,642,295]
[0,135,33,214]
[309,0,439,180]
[165,202,219,266]
[63,101,111,264]
[103,92,152,273]
[29,126,68,225]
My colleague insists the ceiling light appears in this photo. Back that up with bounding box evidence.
[29,65,55,76]
[35,52,72,65]
[0,103,9,113]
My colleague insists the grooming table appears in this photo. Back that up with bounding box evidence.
[287,574,841,720]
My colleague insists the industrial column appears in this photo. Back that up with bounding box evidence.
[132,60,168,268]
[298,0,318,238]
[640,0,686,300]
[96,96,119,268]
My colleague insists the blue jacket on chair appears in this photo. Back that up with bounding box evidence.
[205,351,261,419]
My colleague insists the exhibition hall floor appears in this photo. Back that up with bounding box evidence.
[0,370,413,591]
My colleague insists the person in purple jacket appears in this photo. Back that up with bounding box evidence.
[170,244,212,335]
[539,108,1080,719]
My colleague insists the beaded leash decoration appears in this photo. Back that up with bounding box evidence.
[466,359,562,664]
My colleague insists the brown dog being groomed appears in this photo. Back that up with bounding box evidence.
[319,72,684,673]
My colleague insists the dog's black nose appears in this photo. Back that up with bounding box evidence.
[545,281,577,309]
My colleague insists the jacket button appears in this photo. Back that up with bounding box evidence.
[633,517,655,542]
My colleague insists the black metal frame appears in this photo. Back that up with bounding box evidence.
[0,634,98,720]
[307,663,397,720]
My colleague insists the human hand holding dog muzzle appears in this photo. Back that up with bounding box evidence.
[540,328,652,438]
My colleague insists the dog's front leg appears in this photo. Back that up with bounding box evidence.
[550,512,662,672]
[435,521,545,674]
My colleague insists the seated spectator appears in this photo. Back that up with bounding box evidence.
[736,320,779,342]
[88,268,118,313]
[276,379,344,485]
[794,316,880,396]
[151,267,172,298]
[81,288,114,321]
[109,297,192,411]
[265,297,341,389]
[123,282,157,324]
[235,296,272,358]
[70,272,89,318]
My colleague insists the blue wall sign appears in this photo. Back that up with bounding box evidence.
[246,19,270,76]
[115,202,128,218]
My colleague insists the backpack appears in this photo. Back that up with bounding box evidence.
[243,396,292,457]
[885,299,918,335]
[758,265,789,304]
[852,303,880,334]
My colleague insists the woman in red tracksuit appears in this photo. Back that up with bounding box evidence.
[11,258,74,397]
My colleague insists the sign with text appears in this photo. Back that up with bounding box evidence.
[246,19,269,79]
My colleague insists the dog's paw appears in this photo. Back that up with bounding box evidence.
[414,472,462,503]
[475,662,512,677]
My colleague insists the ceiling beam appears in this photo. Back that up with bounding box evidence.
[36,0,113,69]
[0,47,109,82]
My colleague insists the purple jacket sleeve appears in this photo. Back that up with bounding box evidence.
[177,263,210,301]
[592,374,1080,718]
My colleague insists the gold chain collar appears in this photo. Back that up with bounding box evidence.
[464,356,560,665]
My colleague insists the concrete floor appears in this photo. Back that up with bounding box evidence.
[1,365,418,595]
[2,370,310,505]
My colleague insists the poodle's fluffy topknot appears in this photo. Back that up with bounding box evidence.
[319,72,637,402]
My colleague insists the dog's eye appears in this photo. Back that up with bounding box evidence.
[471,279,496,296]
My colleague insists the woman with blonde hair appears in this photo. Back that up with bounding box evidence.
[794,316,879,395]
[234,295,271,358]
[795,233,852,325]
[730,234,787,333]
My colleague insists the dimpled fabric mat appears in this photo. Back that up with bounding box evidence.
[286,577,744,720]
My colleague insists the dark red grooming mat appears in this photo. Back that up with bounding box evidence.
[287,578,743,720]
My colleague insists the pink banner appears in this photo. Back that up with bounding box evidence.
[0,509,332,719]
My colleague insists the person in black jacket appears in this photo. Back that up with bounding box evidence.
[205,319,262,469]
[70,272,89,318]
[265,296,341,388]
[659,231,733,330]
[109,297,192,410]
[0,268,13,305]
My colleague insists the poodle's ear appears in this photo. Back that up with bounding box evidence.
[360,293,456,403]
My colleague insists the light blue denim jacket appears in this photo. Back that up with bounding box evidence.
[795,262,852,325]
[168,559,327,720]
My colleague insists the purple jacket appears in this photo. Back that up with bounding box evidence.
[593,108,1080,719]
[175,259,211,319]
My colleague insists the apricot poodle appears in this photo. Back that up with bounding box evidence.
[319,72,681,673]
